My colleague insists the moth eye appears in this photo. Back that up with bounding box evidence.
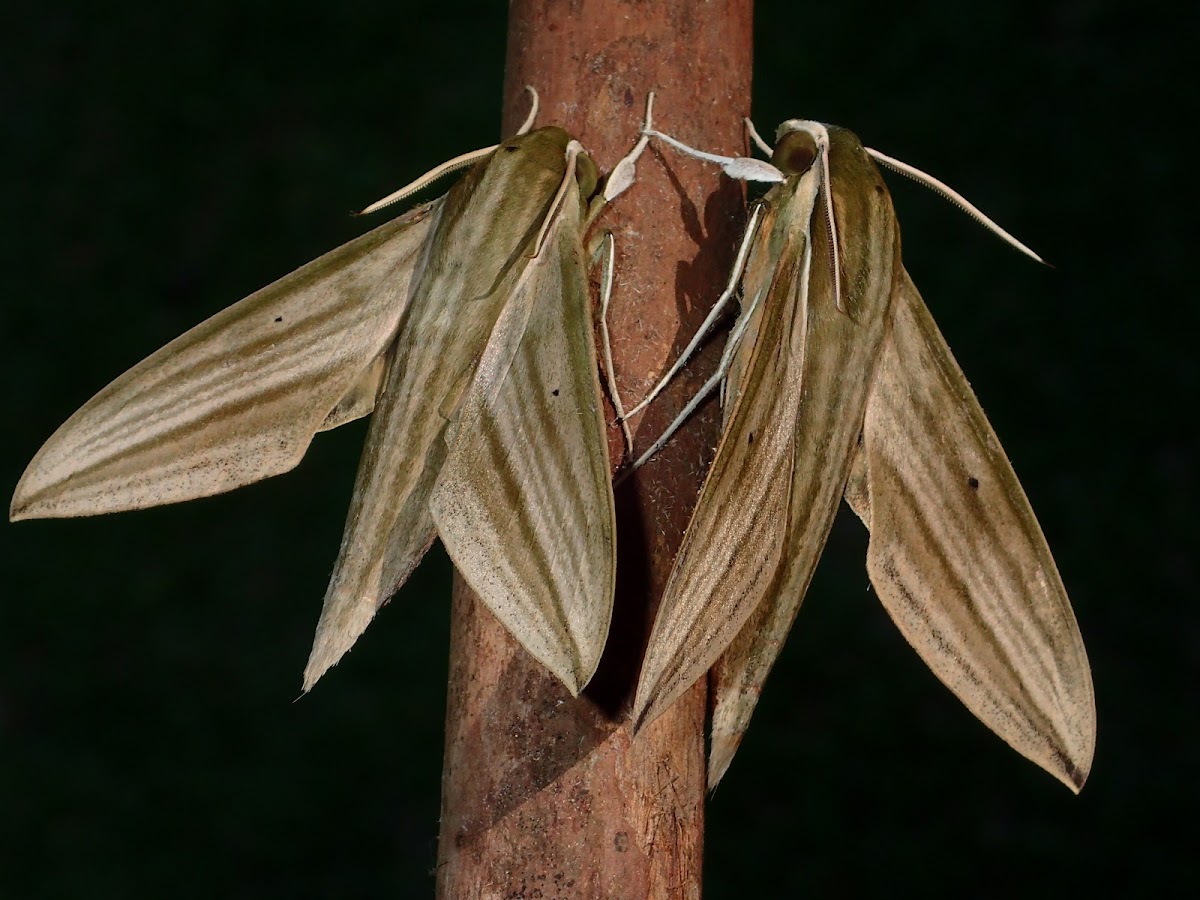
[576,152,599,201]
[771,130,818,177]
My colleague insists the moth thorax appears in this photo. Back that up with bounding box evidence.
[772,130,819,177]
[577,152,599,201]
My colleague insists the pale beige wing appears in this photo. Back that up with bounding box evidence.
[11,201,440,520]
[429,185,616,695]
[302,127,579,690]
[707,133,898,785]
[849,269,1095,791]
[631,173,825,728]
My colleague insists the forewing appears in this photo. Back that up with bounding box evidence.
[852,269,1095,791]
[429,186,616,695]
[11,202,440,519]
[631,175,822,728]
[302,128,576,689]
[707,136,897,785]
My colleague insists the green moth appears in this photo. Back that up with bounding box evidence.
[626,105,1095,792]
[11,90,647,697]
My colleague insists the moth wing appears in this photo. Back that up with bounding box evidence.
[700,140,897,785]
[11,201,440,520]
[850,269,1095,791]
[317,351,391,432]
[428,188,616,695]
[631,202,825,727]
[302,129,582,691]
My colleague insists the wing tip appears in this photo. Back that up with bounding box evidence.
[539,647,594,699]
[707,732,742,791]
[9,494,34,522]
[1054,735,1094,795]
[300,654,335,694]
[1064,760,1088,794]
[303,595,380,692]
[10,466,55,521]
[303,632,358,692]
[629,680,672,737]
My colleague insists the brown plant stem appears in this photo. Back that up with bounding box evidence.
[437,2,753,897]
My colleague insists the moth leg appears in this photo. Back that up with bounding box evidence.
[588,231,634,457]
[744,117,774,156]
[601,92,656,207]
[530,141,585,258]
[618,251,770,479]
[622,203,763,421]
[515,85,540,136]
[645,128,785,184]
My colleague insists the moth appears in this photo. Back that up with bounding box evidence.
[11,89,649,697]
[625,104,1096,792]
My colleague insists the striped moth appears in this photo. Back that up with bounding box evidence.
[627,106,1095,792]
[11,90,649,697]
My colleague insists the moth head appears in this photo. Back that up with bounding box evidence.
[771,120,829,178]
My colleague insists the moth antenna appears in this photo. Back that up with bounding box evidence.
[516,85,540,136]
[744,117,774,157]
[865,147,1046,265]
[358,145,497,215]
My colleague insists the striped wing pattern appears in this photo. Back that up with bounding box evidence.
[11,202,439,519]
[429,186,616,695]
[707,137,897,786]
[846,270,1095,791]
[303,128,590,691]
[631,172,822,728]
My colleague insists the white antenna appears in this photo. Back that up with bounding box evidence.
[866,147,1046,264]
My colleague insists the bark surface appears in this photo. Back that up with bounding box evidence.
[438,3,753,896]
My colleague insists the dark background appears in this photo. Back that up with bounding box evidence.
[2,1,1193,896]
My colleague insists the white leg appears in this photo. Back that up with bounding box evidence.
[590,232,634,457]
[815,138,846,313]
[530,141,583,258]
[617,249,770,480]
[622,203,763,420]
[602,92,656,205]
[646,129,785,184]
[744,117,774,157]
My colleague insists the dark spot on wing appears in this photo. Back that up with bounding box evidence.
[874,183,885,194]
[551,388,560,396]
[504,145,520,153]
[748,431,755,445]
[274,316,284,323]
[968,476,980,491]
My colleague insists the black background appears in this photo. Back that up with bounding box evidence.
[2,1,1193,896]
